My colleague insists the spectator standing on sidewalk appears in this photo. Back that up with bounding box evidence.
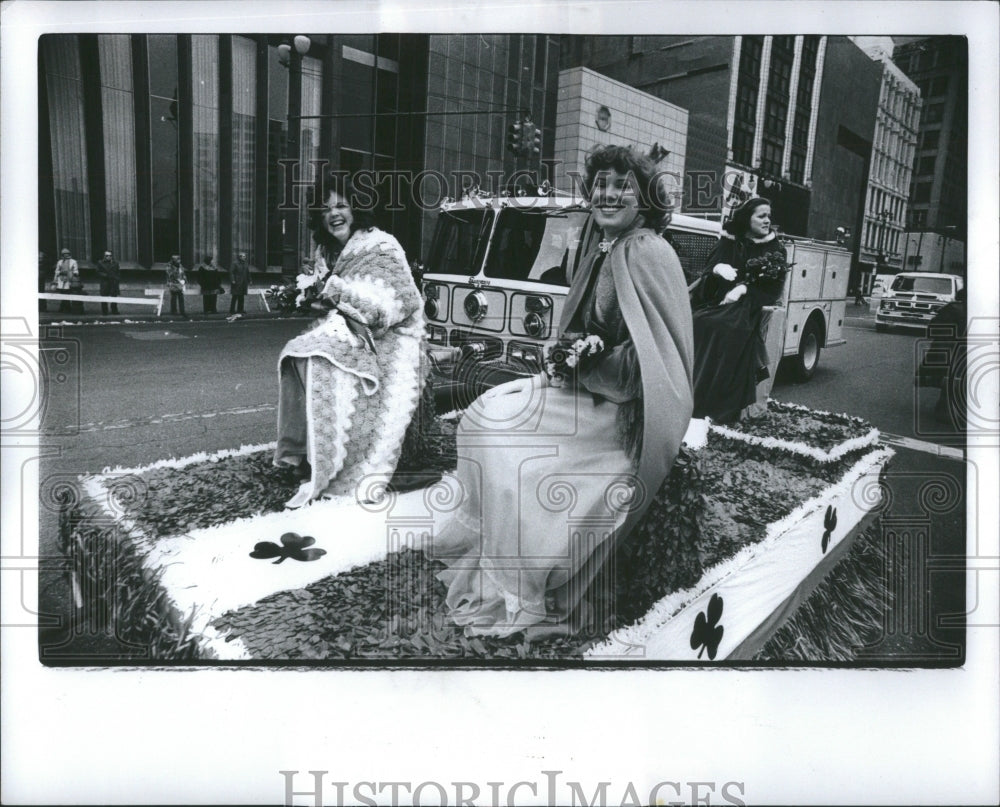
[96,249,121,314]
[166,254,188,318]
[53,248,79,313]
[196,254,222,313]
[229,251,250,315]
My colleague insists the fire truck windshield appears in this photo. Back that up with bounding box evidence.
[427,209,492,276]
[484,208,589,286]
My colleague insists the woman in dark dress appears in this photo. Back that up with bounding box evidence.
[689,196,788,423]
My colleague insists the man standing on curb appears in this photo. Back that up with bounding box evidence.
[229,251,250,316]
[97,249,121,315]
[53,248,79,313]
[166,254,188,318]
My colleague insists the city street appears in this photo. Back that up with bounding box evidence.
[36,305,968,661]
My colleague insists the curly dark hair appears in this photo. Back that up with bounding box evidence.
[723,196,772,237]
[583,145,673,233]
[306,169,379,252]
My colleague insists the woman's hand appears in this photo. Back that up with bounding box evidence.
[721,283,748,305]
[713,263,738,282]
[480,373,547,401]
[310,291,341,314]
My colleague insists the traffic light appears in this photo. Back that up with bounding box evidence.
[530,123,542,157]
[506,120,523,154]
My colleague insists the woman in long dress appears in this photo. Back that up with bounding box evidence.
[275,174,425,508]
[432,146,694,638]
[689,196,788,423]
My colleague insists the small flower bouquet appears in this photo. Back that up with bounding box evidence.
[265,282,298,312]
[544,333,605,388]
[741,252,790,286]
[267,259,331,314]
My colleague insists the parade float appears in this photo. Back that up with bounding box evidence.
[57,396,893,663]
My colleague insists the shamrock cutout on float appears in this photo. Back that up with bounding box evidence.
[821,505,838,554]
[249,532,326,564]
[690,593,725,660]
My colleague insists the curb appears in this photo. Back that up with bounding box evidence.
[38,311,300,326]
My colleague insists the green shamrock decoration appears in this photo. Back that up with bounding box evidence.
[250,532,326,564]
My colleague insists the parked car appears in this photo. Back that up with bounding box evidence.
[876,272,964,332]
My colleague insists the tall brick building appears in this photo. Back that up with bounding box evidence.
[559,35,883,285]
[893,36,968,276]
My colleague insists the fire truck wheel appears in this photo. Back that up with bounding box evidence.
[795,317,823,381]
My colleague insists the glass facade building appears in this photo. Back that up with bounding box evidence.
[39,33,557,273]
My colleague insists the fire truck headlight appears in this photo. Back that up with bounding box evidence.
[524,311,546,338]
[463,291,489,322]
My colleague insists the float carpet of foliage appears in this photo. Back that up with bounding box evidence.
[105,385,453,542]
[211,430,875,661]
[729,400,876,453]
[55,502,207,661]
[76,400,885,661]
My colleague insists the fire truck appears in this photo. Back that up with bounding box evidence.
[420,192,851,410]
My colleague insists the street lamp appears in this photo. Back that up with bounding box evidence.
[277,35,311,66]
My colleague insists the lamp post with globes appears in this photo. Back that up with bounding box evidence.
[875,208,893,273]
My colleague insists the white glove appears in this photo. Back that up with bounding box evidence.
[721,284,748,305]
[713,263,738,282]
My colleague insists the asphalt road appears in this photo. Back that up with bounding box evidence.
[33,305,968,662]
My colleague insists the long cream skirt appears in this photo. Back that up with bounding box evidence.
[431,378,635,638]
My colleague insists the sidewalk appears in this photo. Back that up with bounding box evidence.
[38,307,291,326]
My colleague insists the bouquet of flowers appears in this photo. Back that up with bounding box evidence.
[266,259,331,314]
[544,333,605,388]
[265,282,298,312]
[741,251,790,286]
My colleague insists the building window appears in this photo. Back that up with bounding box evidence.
[913,182,932,203]
[148,34,180,262]
[297,54,323,261]
[732,35,763,166]
[924,103,944,124]
[922,129,940,150]
[930,75,949,96]
[266,44,289,269]
[916,155,936,175]
[760,36,793,176]
[231,36,257,267]
[787,35,818,184]
[42,35,92,261]
[98,34,138,263]
[192,35,219,265]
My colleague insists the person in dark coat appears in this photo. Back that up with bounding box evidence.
[96,250,121,314]
[229,252,250,314]
[195,254,222,313]
[688,196,789,423]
